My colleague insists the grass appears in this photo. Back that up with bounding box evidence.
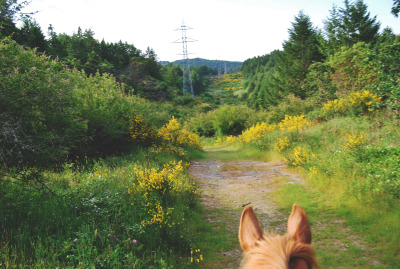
[190,206,239,268]
[0,149,203,268]
[272,181,388,268]
[202,112,400,267]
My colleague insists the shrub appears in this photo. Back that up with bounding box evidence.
[0,38,83,167]
[274,137,291,153]
[185,112,216,137]
[0,38,142,168]
[266,94,318,123]
[278,115,310,132]
[240,122,277,143]
[212,105,259,136]
[321,90,382,118]
[328,42,379,97]
[149,117,202,157]
[129,109,158,147]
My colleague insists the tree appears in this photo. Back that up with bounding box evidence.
[392,0,400,17]
[324,0,380,54]
[0,0,32,37]
[144,47,161,79]
[279,10,324,98]
[16,19,47,52]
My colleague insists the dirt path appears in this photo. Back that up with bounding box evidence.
[189,159,302,268]
[189,155,383,268]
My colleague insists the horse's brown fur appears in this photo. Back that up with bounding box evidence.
[239,204,318,269]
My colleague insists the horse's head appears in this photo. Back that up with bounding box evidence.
[239,204,317,269]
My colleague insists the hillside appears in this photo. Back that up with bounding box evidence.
[160,58,243,73]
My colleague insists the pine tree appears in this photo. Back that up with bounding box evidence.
[17,19,47,52]
[279,10,323,99]
[324,0,380,53]
[392,0,400,17]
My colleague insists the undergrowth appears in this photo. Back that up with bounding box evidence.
[0,117,204,268]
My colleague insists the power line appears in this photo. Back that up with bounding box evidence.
[173,21,197,97]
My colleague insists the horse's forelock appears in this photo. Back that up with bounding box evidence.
[241,234,317,269]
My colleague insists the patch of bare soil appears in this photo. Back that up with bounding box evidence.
[189,159,299,268]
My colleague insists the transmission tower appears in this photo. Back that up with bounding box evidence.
[174,21,196,97]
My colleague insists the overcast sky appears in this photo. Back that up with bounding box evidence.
[23,0,399,62]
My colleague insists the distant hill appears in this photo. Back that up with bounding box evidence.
[160,58,243,74]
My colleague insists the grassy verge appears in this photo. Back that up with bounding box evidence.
[0,149,203,268]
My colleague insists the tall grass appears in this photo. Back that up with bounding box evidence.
[0,149,204,268]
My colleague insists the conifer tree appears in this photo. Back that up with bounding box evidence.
[392,0,400,17]
[278,10,323,99]
[324,0,380,54]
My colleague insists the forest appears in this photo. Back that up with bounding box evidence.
[1,0,400,268]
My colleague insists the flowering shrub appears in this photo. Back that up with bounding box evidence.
[348,90,382,113]
[274,137,291,153]
[129,160,199,229]
[240,122,277,143]
[344,132,367,155]
[226,135,237,143]
[284,147,317,167]
[321,90,381,117]
[321,98,349,114]
[278,115,309,132]
[129,109,157,146]
[290,147,310,166]
[158,117,202,150]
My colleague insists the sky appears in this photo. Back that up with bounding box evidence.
[23,0,400,62]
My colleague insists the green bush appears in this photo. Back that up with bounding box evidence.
[211,104,261,136]
[0,38,84,167]
[185,112,216,137]
[266,94,318,123]
[0,38,140,168]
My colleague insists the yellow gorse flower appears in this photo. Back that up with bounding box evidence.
[291,147,310,166]
[226,135,237,143]
[130,160,199,229]
[279,115,309,132]
[344,132,367,153]
[274,137,290,153]
[158,116,202,150]
[322,90,381,116]
[240,122,277,143]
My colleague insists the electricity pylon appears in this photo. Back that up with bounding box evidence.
[174,21,196,97]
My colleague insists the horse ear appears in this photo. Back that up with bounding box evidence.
[287,204,312,244]
[239,206,263,251]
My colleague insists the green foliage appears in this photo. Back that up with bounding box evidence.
[15,19,47,52]
[243,50,282,109]
[279,10,324,99]
[393,0,400,17]
[0,150,202,268]
[328,42,378,96]
[302,61,337,102]
[185,112,216,137]
[266,94,318,123]
[323,0,380,54]
[211,105,260,136]
[0,38,83,167]
[0,38,143,168]
[368,42,400,115]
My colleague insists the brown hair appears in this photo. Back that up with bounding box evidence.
[239,204,318,269]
